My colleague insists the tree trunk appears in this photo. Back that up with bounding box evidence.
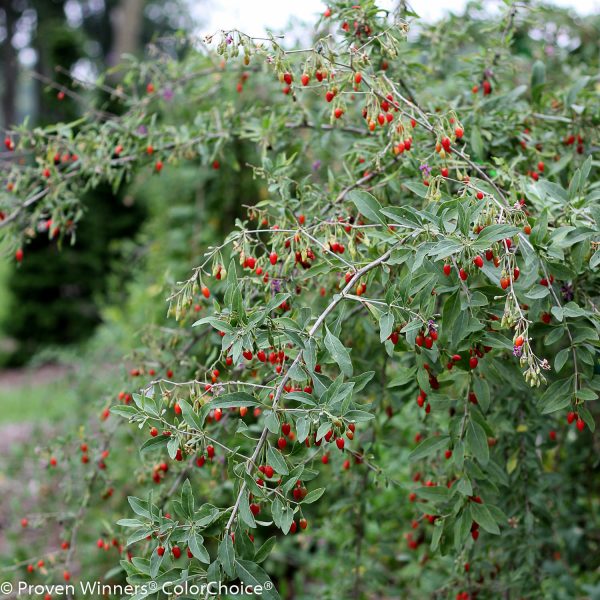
[1,1,18,128]
[108,0,145,68]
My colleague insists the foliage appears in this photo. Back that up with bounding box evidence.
[1,2,599,599]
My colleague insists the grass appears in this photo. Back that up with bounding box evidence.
[0,375,78,424]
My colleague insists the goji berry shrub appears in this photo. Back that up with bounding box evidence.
[2,1,599,598]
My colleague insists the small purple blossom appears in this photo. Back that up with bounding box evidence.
[162,88,174,102]
[137,125,148,135]
[561,283,574,302]
[513,345,523,358]
[312,160,321,171]
[226,34,233,45]
[427,319,437,334]
[419,163,431,177]
[271,279,282,293]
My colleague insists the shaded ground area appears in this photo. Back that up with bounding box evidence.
[0,364,73,556]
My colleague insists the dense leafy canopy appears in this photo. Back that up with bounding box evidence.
[1,1,599,598]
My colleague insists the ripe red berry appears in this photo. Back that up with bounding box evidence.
[354,72,362,84]
[473,256,483,268]
[283,72,293,85]
[514,335,524,347]
[537,161,544,172]
[250,503,261,516]
[459,268,468,281]
[201,286,210,298]
[172,545,181,559]
[469,357,478,369]
[567,411,576,424]
[336,437,345,450]
[576,418,585,432]
[476,191,484,200]
[441,167,449,178]
[301,73,310,86]
[299,518,308,530]
[443,264,451,276]
[277,436,287,450]
[150,427,158,437]
[334,107,343,119]
[455,127,464,138]
[206,445,215,458]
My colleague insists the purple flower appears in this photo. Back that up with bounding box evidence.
[163,88,174,102]
[271,279,282,293]
[427,319,437,334]
[137,125,148,135]
[312,160,321,171]
[513,345,523,358]
[419,163,431,177]
[561,283,574,302]
[226,34,233,45]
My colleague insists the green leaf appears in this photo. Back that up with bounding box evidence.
[431,519,444,551]
[179,398,202,430]
[466,421,489,465]
[540,377,573,414]
[470,128,484,160]
[415,486,449,503]
[189,531,210,564]
[324,325,353,377]
[472,224,519,250]
[218,534,235,576]
[254,536,276,563]
[128,497,150,519]
[302,488,325,504]
[554,348,570,372]
[470,502,500,535]
[266,446,289,475]
[531,60,546,104]
[525,285,550,300]
[409,435,450,461]
[388,366,416,388]
[199,392,258,423]
[295,416,310,443]
[181,479,194,516]
[239,493,256,528]
[379,312,394,343]
[472,377,490,413]
[348,189,384,224]
[235,560,281,600]
[139,435,169,455]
